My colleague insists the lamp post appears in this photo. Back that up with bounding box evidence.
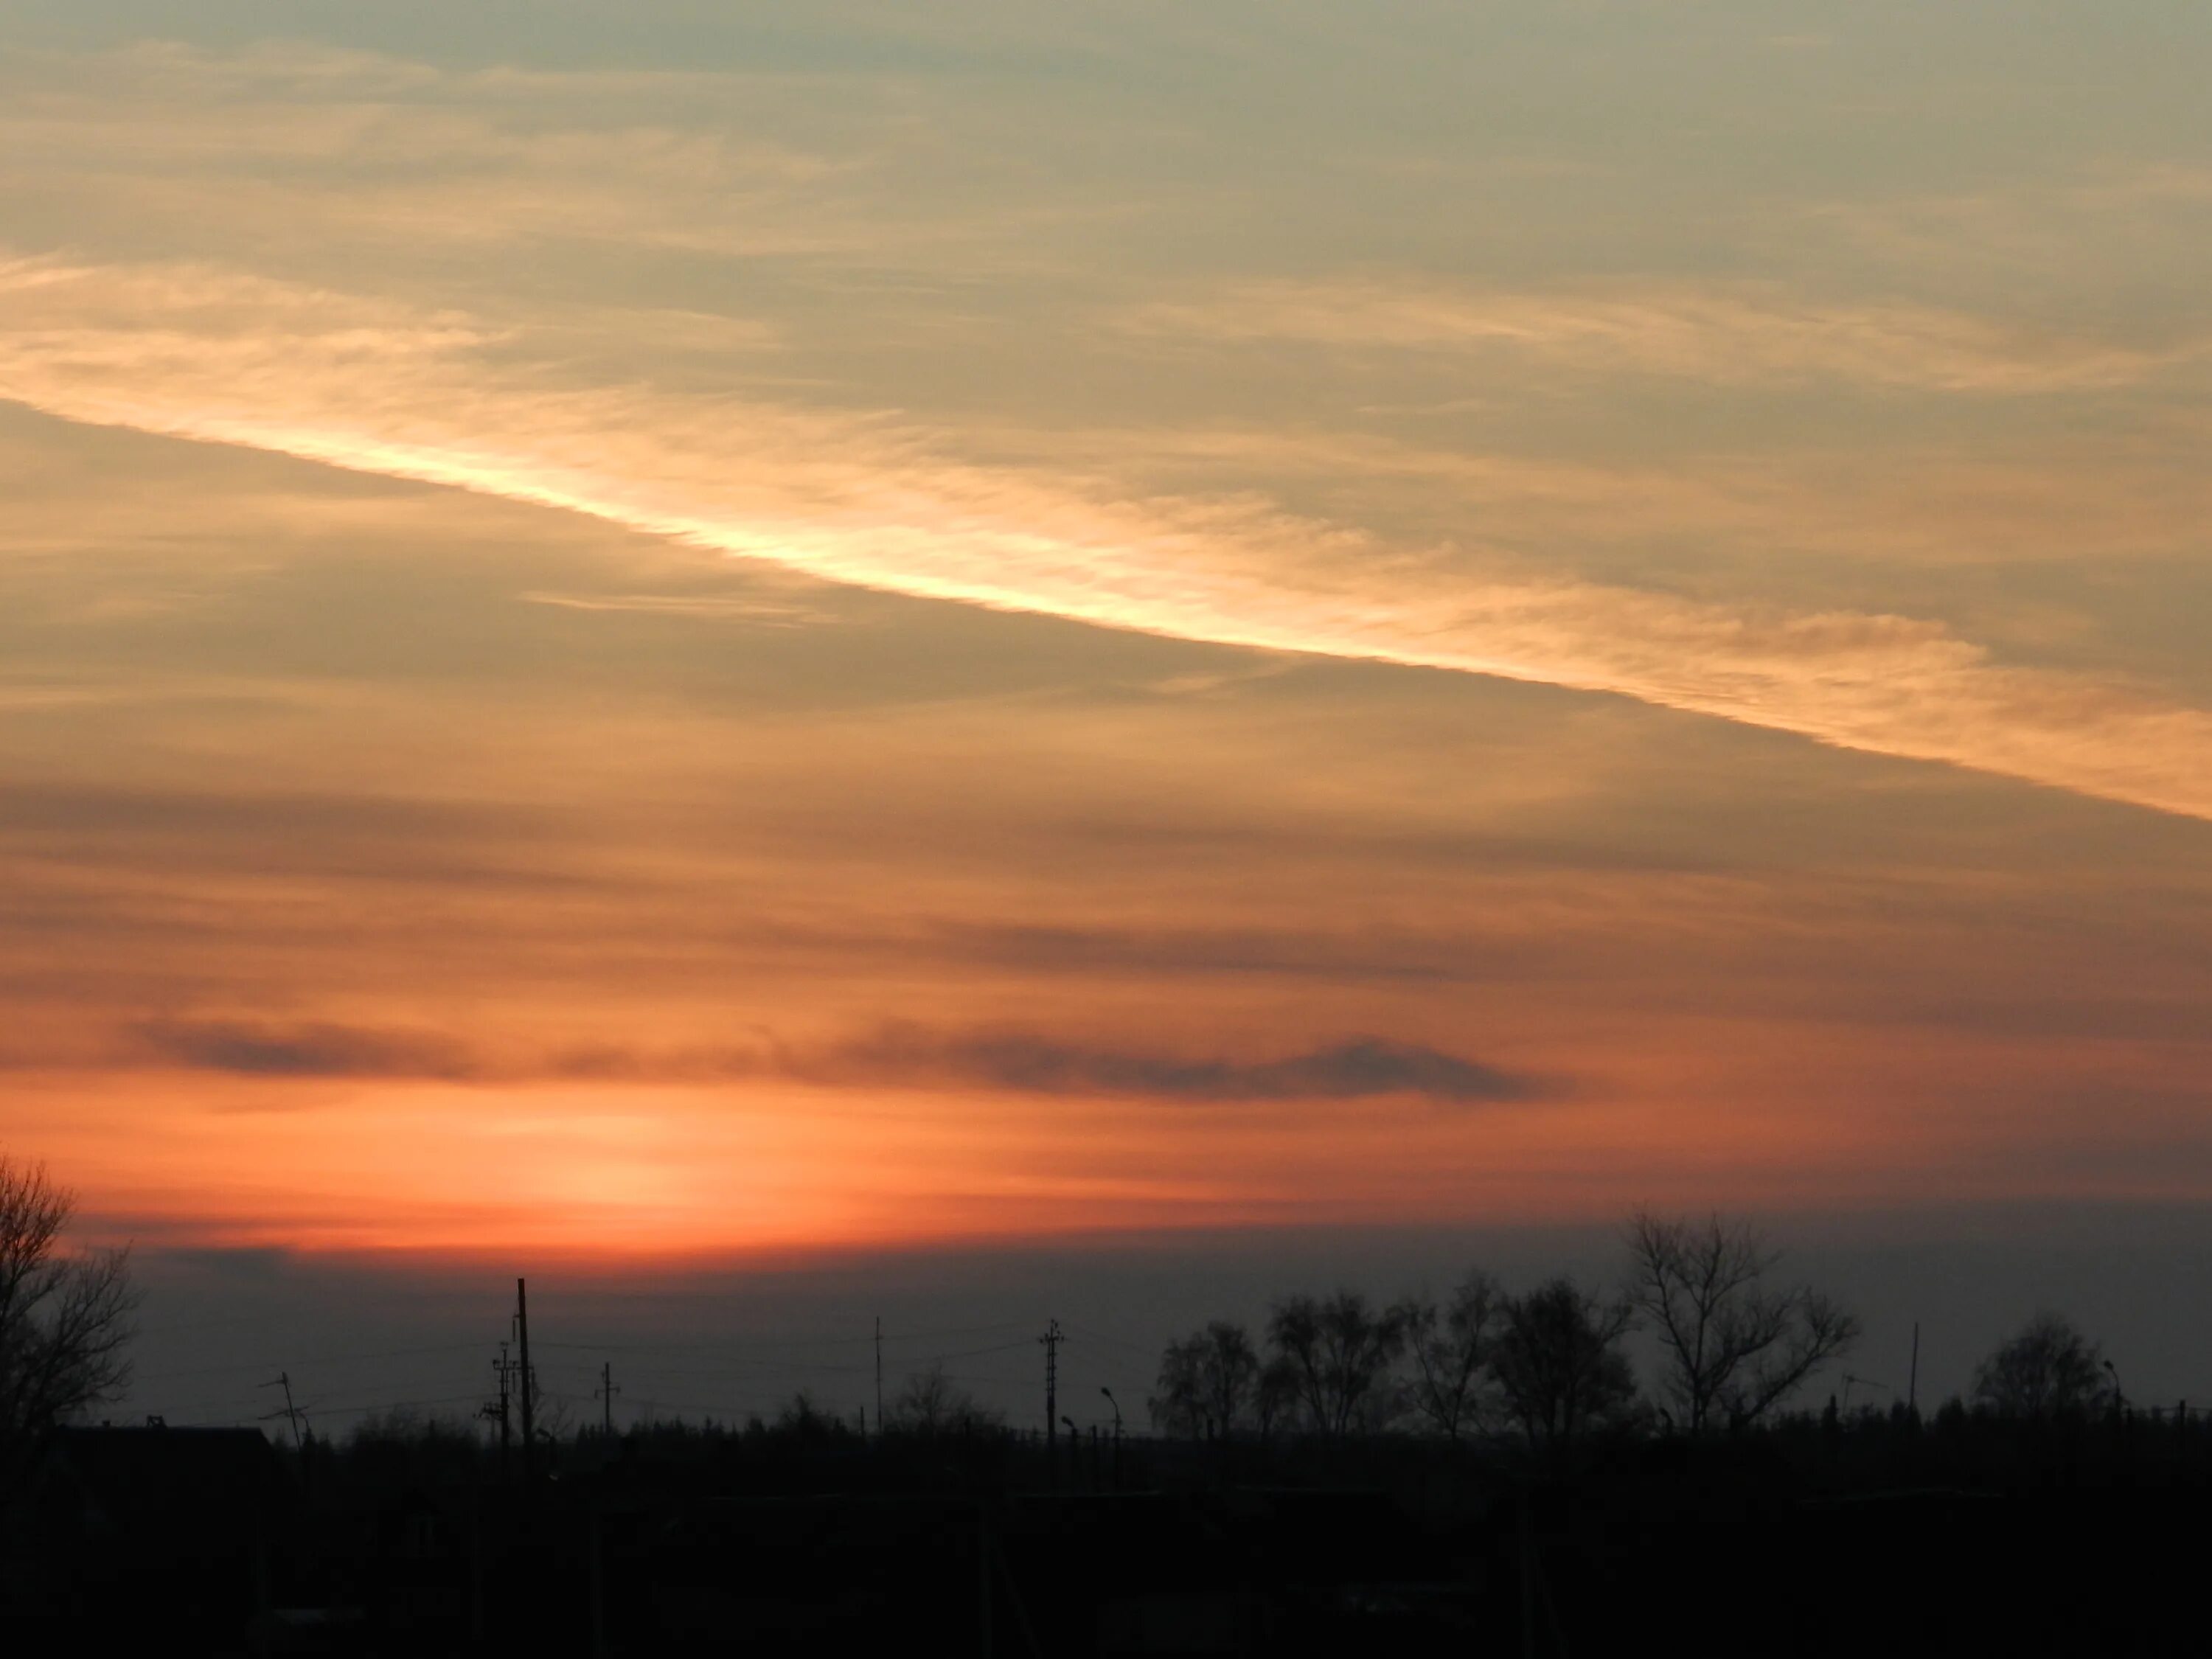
[1100,1387,1123,1489]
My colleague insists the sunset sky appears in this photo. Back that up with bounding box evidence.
[4,3,2210,1426]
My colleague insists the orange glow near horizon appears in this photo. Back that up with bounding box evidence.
[15,1005,2205,1265]
[4,16,2212,1277]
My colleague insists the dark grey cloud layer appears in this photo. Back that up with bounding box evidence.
[128,1017,1541,1105]
[134,1018,484,1080]
[813,1027,1541,1104]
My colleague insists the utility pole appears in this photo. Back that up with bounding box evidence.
[1039,1320,1064,1450]
[874,1315,884,1441]
[517,1278,536,1485]
[597,1360,620,1437]
[1908,1322,1921,1415]
[260,1372,305,1450]
[481,1342,514,1481]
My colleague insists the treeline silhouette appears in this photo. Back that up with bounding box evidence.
[1143,1214,2140,1460]
[7,1169,2212,1655]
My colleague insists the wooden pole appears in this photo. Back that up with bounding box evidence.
[518,1278,535,1486]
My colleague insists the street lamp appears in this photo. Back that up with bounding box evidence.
[1100,1387,1124,1489]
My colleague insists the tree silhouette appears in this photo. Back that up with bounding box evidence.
[1490,1278,1636,1458]
[1626,1211,1858,1433]
[1972,1312,2109,1418]
[1267,1290,1407,1437]
[1150,1320,1259,1439]
[1255,1354,1300,1443]
[0,1156,139,1506]
[1396,1269,1504,1441]
[890,1364,1006,1435]
[776,1390,852,1440]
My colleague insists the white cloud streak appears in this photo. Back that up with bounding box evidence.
[3,254,2209,821]
[1126,279,2205,393]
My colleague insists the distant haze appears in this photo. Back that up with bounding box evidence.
[124,1203,2212,1436]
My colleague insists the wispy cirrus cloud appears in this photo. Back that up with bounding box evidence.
[520,591,843,625]
[1012,424,2212,569]
[0,41,1059,271]
[3,255,2211,821]
[1124,279,2206,393]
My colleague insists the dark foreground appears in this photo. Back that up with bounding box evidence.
[5,1411,2208,1656]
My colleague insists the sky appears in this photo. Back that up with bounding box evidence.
[3,2,2209,1430]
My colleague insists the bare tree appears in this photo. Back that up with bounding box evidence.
[530,1391,575,1445]
[1973,1312,2110,1418]
[1150,1321,1259,1439]
[1255,1355,1300,1443]
[1150,1335,1206,1438]
[1,1157,139,1500]
[775,1390,846,1438]
[889,1364,1006,1436]
[1396,1269,1504,1441]
[1625,1211,1858,1435]
[1194,1321,1259,1436]
[1266,1290,1407,1438]
[1490,1278,1637,1458]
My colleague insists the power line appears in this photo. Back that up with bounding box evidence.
[534,1350,881,1377]
[1062,1322,1158,1357]
[612,1394,793,1421]
[529,1320,1032,1357]
[133,1341,489,1384]
[136,1292,1133,1440]
[529,1339,1032,1378]
[295,1390,490,1418]
[258,1372,305,1450]
[173,1388,494,1427]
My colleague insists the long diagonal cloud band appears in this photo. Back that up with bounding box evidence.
[4,256,2208,822]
